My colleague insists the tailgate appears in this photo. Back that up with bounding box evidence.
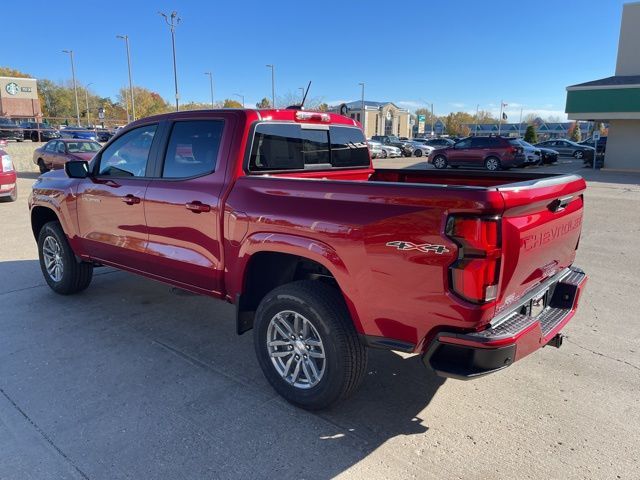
[495,175,586,314]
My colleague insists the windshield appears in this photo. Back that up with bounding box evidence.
[66,141,101,153]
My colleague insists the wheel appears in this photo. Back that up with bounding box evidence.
[0,184,17,203]
[484,156,501,171]
[37,221,93,295]
[37,159,49,173]
[414,149,423,157]
[432,155,448,169]
[573,150,584,159]
[253,280,367,410]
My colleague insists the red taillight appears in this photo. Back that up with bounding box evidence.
[446,216,501,303]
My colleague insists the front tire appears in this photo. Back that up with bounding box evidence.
[38,221,93,295]
[433,154,448,169]
[253,280,367,410]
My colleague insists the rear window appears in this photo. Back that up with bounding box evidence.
[249,123,369,172]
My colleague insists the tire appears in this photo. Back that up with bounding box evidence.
[484,156,501,171]
[37,221,93,295]
[0,184,17,203]
[432,155,448,169]
[253,280,367,410]
[37,159,49,173]
[573,150,584,159]
[414,149,423,157]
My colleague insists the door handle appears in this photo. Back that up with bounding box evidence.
[185,201,211,213]
[122,194,141,205]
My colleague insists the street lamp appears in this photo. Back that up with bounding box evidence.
[116,34,136,121]
[84,82,93,127]
[204,72,214,108]
[266,64,275,108]
[233,93,245,108]
[159,11,181,111]
[358,82,365,134]
[62,50,81,126]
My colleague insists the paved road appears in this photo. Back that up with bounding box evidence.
[1,162,639,479]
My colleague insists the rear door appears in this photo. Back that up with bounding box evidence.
[495,175,586,313]
[76,123,160,268]
[143,116,232,294]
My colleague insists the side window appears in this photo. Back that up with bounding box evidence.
[162,120,224,178]
[249,124,329,171]
[98,124,157,177]
[330,126,369,167]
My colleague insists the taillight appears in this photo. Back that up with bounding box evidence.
[1,154,13,173]
[446,216,501,303]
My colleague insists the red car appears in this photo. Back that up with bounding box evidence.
[29,109,587,409]
[0,139,17,202]
[32,138,101,173]
[428,136,526,171]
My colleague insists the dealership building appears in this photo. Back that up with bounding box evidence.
[566,2,640,171]
[0,76,42,120]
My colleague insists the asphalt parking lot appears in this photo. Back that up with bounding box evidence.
[1,156,639,479]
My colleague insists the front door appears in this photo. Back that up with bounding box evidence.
[143,117,230,294]
[76,123,159,269]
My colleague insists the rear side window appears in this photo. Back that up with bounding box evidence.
[249,124,369,172]
[162,120,224,178]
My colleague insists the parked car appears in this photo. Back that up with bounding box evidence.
[0,140,17,202]
[29,108,588,409]
[534,139,594,160]
[423,137,456,148]
[368,140,401,158]
[20,122,61,142]
[371,135,414,157]
[33,139,102,173]
[514,139,542,165]
[537,146,559,164]
[59,127,98,141]
[428,136,526,171]
[366,141,384,159]
[0,118,24,142]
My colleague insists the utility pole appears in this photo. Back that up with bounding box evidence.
[359,82,365,134]
[62,50,81,126]
[84,82,93,127]
[116,34,136,121]
[204,72,214,107]
[266,64,275,108]
[233,93,245,108]
[159,11,181,111]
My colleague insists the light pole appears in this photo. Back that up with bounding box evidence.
[62,50,81,126]
[233,93,245,108]
[358,82,366,134]
[204,72,214,108]
[84,82,93,127]
[266,64,275,108]
[159,11,181,111]
[116,34,136,121]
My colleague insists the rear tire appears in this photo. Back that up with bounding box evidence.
[38,159,49,173]
[253,280,367,410]
[433,155,448,169]
[485,156,501,171]
[37,221,93,295]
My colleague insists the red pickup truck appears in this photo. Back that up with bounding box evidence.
[29,109,587,409]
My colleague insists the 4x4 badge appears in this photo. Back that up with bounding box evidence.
[386,241,450,255]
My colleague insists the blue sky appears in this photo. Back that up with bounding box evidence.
[3,0,629,119]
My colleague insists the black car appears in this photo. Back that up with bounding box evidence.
[0,118,24,142]
[537,147,559,164]
[20,122,60,142]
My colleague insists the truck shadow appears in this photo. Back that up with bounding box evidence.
[0,259,445,479]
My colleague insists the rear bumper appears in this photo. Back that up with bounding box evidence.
[423,266,587,380]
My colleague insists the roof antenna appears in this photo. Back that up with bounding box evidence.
[286,81,312,110]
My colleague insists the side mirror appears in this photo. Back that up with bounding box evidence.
[65,160,90,179]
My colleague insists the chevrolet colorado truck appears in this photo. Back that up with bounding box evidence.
[29,109,588,409]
